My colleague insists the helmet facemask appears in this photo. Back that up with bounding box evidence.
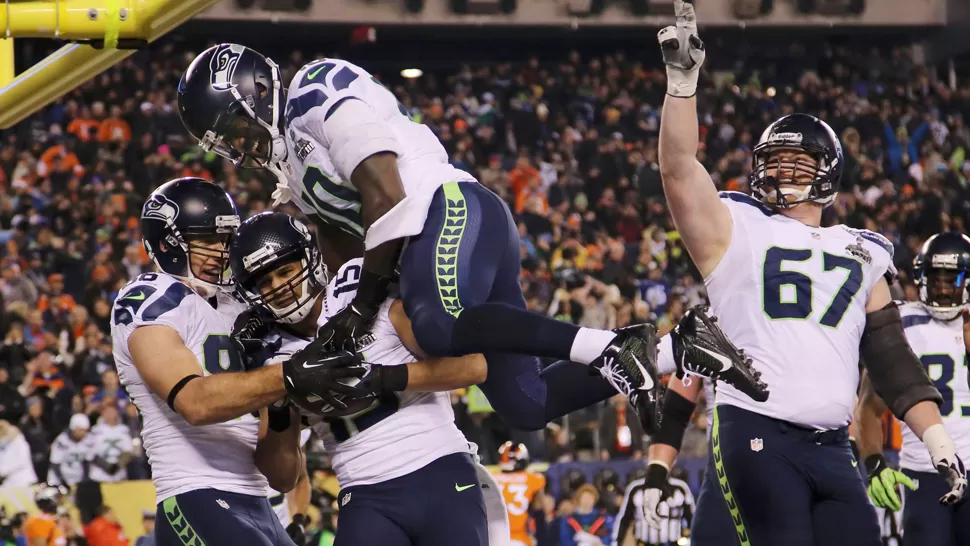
[146,215,240,298]
[238,245,328,325]
[917,267,969,321]
[750,145,837,209]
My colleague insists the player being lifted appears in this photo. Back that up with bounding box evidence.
[111,178,328,546]
[856,232,970,546]
[228,211,507,546]
[176,44,768,432]
[656,1,967,544]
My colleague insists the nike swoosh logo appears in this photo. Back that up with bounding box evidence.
[307,65,326,80]
[851,460,858,468]
[455,483,475,492]
[302,355,348,370]
[695,346,734,370]
[123,292,147,301]
[630,354,655,390]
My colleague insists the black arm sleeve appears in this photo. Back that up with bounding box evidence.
[860,302,943,419]
[651,389,697,450]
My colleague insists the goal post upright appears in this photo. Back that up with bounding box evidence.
[0,0,222,129]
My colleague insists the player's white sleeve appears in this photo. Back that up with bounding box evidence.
[0,432,38,487]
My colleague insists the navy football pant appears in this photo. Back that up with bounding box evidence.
[902,469,970,546]
[334,453,487,546]
[399,182,616,430]
[693,404,881,546]
[155,488,295,546]
[690,458,736,545]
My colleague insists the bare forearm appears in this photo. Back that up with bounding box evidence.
[902,400,944,441]
[406,354,487,392]
[855,372,888,458]
[287,463,312,518]
[353,152,406,278]
[659,95,701,180]
[255,409,303,493]
[177,365,285,426]
[647,443,680,469]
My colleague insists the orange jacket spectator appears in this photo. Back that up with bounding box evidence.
[24,512,66,546]
[98,117,132,143]
[84,508,130,546]
[509,158,539,200]
[38,144,83,177]
[67,116,101,142]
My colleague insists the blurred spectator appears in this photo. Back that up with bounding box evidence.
[0,420,38,486]
[48,413,93,487]
[134,511,155,546]
[598,395,644,461]
[87,404,132,483]
[83,506,129,546]
[559,484,614,546]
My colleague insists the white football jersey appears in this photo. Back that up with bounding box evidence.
[49,432,95,486]
[898,301,970,473]
[263,258,471,488]
[707,192,896,429]
[281,58,476,239]
[110,272,267,503]
[86,423,133,483]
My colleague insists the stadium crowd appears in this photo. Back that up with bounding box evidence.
[0,31,966,544]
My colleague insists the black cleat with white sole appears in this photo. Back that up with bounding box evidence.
[592,323,662,434]
[673,305,769,402]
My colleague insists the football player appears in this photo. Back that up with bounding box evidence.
[856,232,970,546]
[492,442,546,546]
[176,44,768,433]
[656,3,967,544]
[111,178,329,546]
[229,211,503,546]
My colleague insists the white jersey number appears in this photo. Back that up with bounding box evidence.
[763,247,863,327]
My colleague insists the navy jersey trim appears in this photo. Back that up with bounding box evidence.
[902,314,933,329]
[718,191,775,217]
[142,282,195,321]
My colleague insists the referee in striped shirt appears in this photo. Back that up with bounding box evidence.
[611,474,694,546]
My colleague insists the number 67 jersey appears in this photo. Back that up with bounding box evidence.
[110,272,267,503]
[263,259,472,488]
[707,192,897,430]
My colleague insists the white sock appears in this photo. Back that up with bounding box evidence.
[569,328,618,365]
[657,334,676,375]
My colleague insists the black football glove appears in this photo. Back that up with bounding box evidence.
[231,307,272,369]
[315,301,380,352]
[282,342,368,415]
[347,363,409,397]
[286,514,308,545]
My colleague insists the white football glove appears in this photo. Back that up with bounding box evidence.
[657,0,706,98]
[923,423,968,505]
[641,462,670,528]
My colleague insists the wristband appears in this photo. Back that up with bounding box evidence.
[381,364,409,392]
[291,514,307,528]
[645,462,670,488]
[864,454,886,476]
[267,405,292,433]
[356,268,394,307]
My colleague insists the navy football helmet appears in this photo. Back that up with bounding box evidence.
[178,43,286,171]
[230,212,328,324]
[913,232,970,321]
[750,113,844,208]
[141,178,240,296]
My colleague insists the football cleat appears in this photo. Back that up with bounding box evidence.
[592,323,662,434]
[673,305,769,402]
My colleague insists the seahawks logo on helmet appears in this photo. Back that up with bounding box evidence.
[143,194,179,222]
[290,216,311,241]
[210,44,245,91]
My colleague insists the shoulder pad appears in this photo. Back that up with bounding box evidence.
[112,273,195,328]
[286,59,362,126]
[717,191,775,216]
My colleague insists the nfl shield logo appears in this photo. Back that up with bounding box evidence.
[342,492,351,506]
[750,438,764,452]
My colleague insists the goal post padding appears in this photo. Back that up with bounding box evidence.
[0,0,222,129]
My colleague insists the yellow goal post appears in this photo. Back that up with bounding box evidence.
[0,0,222,129]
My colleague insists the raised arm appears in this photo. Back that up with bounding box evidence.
[129,325,286,426]
[657,0,733,277]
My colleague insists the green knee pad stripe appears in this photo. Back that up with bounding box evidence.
[713,406,752,546]
[162,496,207,546]
[435,182,467,318]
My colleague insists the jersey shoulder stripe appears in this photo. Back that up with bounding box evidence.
[141,282,194,322]
[113,273,194,327]
[717,191,775,216]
